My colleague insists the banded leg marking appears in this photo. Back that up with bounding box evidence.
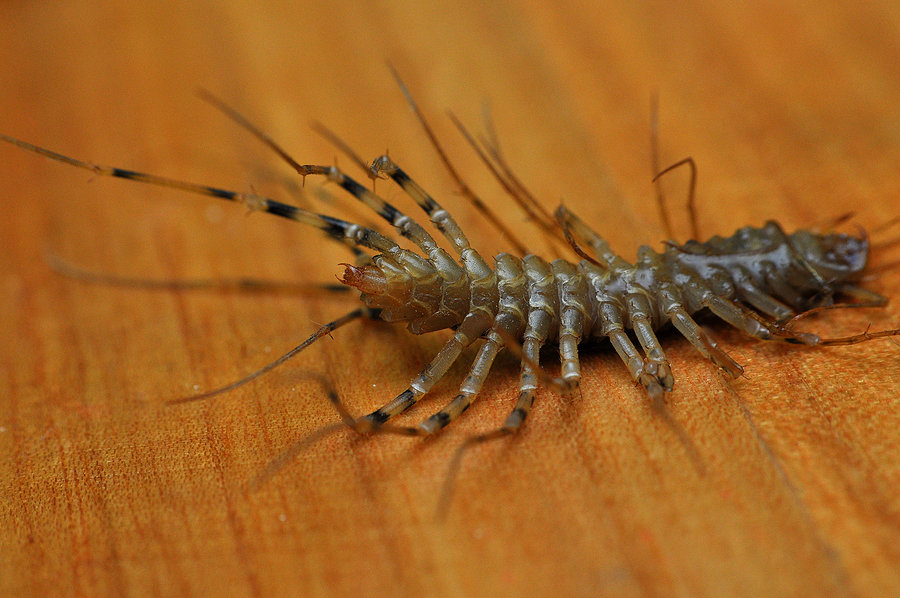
[418,334,505,436]
[385,65,529,255]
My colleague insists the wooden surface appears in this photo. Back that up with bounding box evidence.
[2,2,899,597]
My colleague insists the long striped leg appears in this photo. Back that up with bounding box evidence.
[340,325,500,437]
[384,65,530,256]
[0,135,482,409]
[415,330,508,436]
[197,90,473,299]
[347,255,525,436]
[407,308,560,439]
[367,154,495,279]
[434,257,557,518]
[410,255,529,435]
[210,110,509,430]
[336,298,498,434]
[355,332,471,431]
[0,134,429,265]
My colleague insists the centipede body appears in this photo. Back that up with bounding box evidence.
[1,81,898,444]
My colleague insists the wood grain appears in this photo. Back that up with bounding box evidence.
[1,2,899,597]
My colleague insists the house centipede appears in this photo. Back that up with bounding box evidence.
[2,74,899,450]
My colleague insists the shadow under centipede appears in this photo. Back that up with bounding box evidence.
[648,400,708,476]
[244,368,459,496]
[719,377,855,593]
[245,421,347,494]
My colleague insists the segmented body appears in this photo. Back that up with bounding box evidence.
[341,181,875,436]
[0,95,892,441]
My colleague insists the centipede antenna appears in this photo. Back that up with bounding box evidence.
[650,93,675,240]
[386,65,529,255]
[168,307,374,404]
[652,156,699,241]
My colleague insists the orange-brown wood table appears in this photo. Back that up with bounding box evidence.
[1,2,898,596]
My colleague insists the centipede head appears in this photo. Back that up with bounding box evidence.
[789,228,870,282]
